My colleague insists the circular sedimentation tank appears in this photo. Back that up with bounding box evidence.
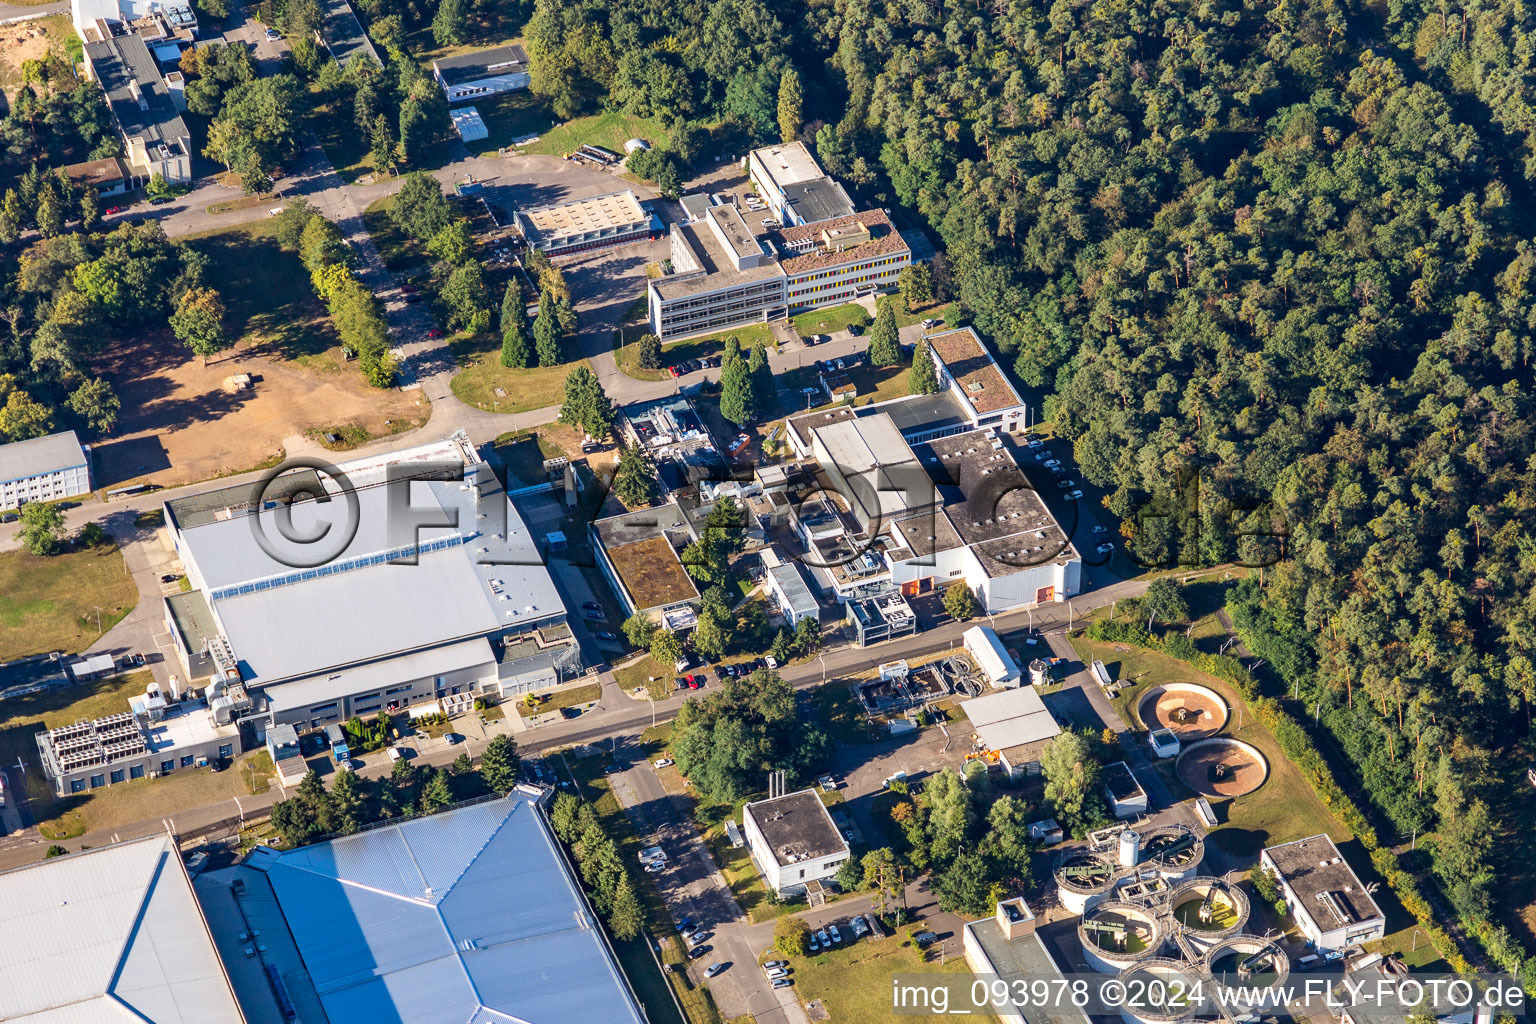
[1175,738,1269,798]
[1079,901,1165,973]
[1137,825,1204,879]
[1204,935,1289,986]
[1136,683,1229,740]
[1168,878,1249,951]
[1114,959,1206,1024]
[1055,849,1121,914]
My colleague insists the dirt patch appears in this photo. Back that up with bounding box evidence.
[1176,738,1268,798]
[91,328,427,488]
[0,20,64,103]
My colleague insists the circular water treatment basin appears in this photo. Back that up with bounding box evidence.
[1175,738,1269,798]
[1079,902,1164,972]
[1205,936,1289,986]
[1115,960,1205,1024]
[1169,878,1249,937]
[1055,850,1119,894]
[1138,824,1204,874]
[1137,683,1229,740]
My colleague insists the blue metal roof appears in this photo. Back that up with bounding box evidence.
[263,797,644,1024]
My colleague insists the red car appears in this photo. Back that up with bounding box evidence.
[425,328,443,339]
[668,366,681,377]
[105,206,120,215]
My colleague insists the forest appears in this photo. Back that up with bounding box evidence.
[517,0,1536,975]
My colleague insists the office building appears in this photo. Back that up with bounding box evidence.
[162,432,569,734]
[516,189,657,256]
[0,834,246,1024]
[0,429,91,508]
[742,789,850,896]
[747,142,855,226]
[433,43,530,102]
[590,501,701,625]
[80,27,193,185]
[1260,834,1386,951]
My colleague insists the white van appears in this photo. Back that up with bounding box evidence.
[387,746,403,763]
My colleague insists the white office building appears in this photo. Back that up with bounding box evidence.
[742,789,850,896]
[0,430,91,508]
[1260,834,1387,951]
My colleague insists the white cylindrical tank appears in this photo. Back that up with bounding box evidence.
[1119,829,1140,867]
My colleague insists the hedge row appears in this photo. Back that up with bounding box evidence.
[1085,619,1476,975]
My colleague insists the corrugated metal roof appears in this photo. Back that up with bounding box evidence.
[265,798,644,1024]
[767,562,818,618]
[962,686,1062,751]
[0,430,86,484]
[964,625,1019,681]
[0,834,244,1023]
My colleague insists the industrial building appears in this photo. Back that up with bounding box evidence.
[590,501,701,625]
[922,326,1031,431]
[79,23,194,185]
[432,43,530,102]
[35,678,244,795]
[962,898,1090,1024]
[845,588,917,646]
[762,553,820,626]
[964,625,1021,687]
[515,189,657,256]
[0,833,246,1024]
[647,206,910,339]
[0,429,92,508]
[746,142,855,226]
[198,793,646,1024]
[449,106,487,142]
[1259,834,1386,951]
[1103,761,1149,818]
[741,788,850,896]
[960,685,1062,778]
[162,432,570,736]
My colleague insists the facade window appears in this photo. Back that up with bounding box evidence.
[90,774,105,789]
[310,701,339,713]
[129,764,145,779]
[180,755,194,768]
[110,769,125,784]
[71,779,85,793]
[161,760,175,773]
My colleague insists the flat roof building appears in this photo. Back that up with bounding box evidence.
[765,558,819,626]
[747,142,855,226]
[924,326,1028,430]
[81,29,193,185]
[0,833,246,1023]
[964,624,1022,687]
[590,501,701,621]
[1103,760,1148,819]
[963,898,1090,1024]
[449,106,487,141]
[960,685,1062,777]
[1260,834,1386,951]
[163,432,566,733]
[433,43,529,103]
[742,788,850,896]
[0,428,91,508]
[516,189,654,256]
[234,794,645,1024]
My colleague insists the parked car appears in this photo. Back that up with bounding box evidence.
[159,573,179,583]
[772,978,793,989]
[1066,490,1083,500]
[762,960,788,970]
[688,945,711,961]
[1025,437,1043,449]
[667,366,680,377]
[828,924,842,944]
[264,27,281,38]
[1097,542,1114,554]
[850,916,870,938]
[582,601,603,613]
[914,930,938,947]
[425,328,443,339]
[644,860,664,873]
[687,931,709,948]
[921,317,944,328]
[816,929,830,948]
[654,758,675,769]
[444,733,463,744]
[675,917,692,933]
[808,934,819,953]
[848,323,863,336]
[105,206,120,215]
[680,921,699,937]
[1043,458,1062,469]
[1056,479,1076,489]
[1092,524,1109,535]
[704,962,726,978]
[765,967,788,980]
[764,655,779,670]
[387,746,403,762]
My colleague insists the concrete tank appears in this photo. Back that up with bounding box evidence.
[1137,824,1204,881]
[1079,901,1165,973]
[1055,850,1120,915]
[1168,877,1250,953]
[1204,935,1289,987]
[1119,829,1140,867]
[1115,960,1206,1024]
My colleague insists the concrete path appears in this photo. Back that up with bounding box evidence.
[0,0,64,21]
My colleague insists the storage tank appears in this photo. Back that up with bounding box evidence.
[1119,828,1140,867]
[1079,901,1165,973]
[1167,877,1250,953]
[1054,850,1120,915]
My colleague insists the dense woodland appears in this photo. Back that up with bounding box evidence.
[519,0,1536,973]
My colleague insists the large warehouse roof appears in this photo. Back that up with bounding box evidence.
[259,796,644,1024]
[962,685,1061,752]
[0,834,245,1023]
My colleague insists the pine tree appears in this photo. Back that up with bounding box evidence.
[418,767,454,813]
[608,873,644,940]
[719,357,755,425]
[747,340,772,403]
[613,444,658,506]
[479,735,521,792]
[868,296,901,365]
[534,288,561,366]
[500,282,531,368]
[909,340,939,395]
[777,67,803,144]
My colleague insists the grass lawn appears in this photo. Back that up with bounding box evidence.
[0,670,274,839]
[464,90,556,156]
[0,544,137,660]
[1071,633,1350,861]
[307,416,426,451]
[1366,924,1452,973]
[705,823,789,923]
[521,110,670,158]
[362,195,428,273]
[614,334,726,381]
[792,302,871,337]
[811,682,879,745]
[307,85,375,184]
[892,294,962,330]
[448,333,589,414]
[792,933,989,1024]
[777,360,911,416]
[183,220,348,370]
[615,655,676,702]
[516,681,602,718]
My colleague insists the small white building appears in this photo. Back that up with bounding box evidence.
[0,430,91,509]
[741,789,850,896]
[764,559,819,627]
[1148,727,1181,758]
[450,106,487,142]
[1103,760,1148,819]
[1260,834,1386,951]
[963,625,1020,687]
